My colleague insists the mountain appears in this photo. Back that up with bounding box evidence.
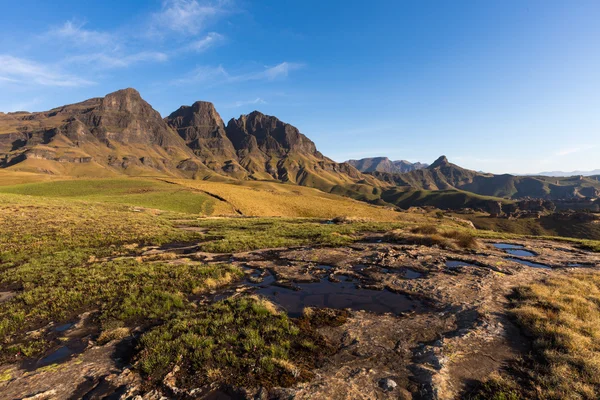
[370,155,600,200]
[347,157,428,173]
[535,170,600,177]
[0,88,205,177]
[0,88,379,196]
[165,101,247,179]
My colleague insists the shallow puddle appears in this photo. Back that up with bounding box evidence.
[403,269,423,279]
[507,258,551,270]
[505,249,536,257]
[493,243,536,257]
[254,276,423,317]
[446,260,476,269]
[54,322,75,332]
[493,243,525,250]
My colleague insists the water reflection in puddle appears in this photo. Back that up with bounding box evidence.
[507,258,551,270]
[403,269,423,279]
[505,249,536,257]
[36,344,82,368]
[493,243,525,250]
[54,322,74,332]
[446,260,475,269]
[254,276,422,318]
[493,243,536,257]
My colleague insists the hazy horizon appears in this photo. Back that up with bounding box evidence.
[1,0,598,174]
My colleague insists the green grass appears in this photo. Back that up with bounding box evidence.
[185,217,413,253]
[0,178,218,214]
[0,192,242,361]
[137,296,339,389]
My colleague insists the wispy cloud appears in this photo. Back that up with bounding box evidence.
[555,145,596,156]
[227,97,267,108]
[151,0,232,36]
[0,55,94,87]
[259,62,304,80]
[46,20,115,48]
[65,51,168,69]
[187,32,225,52]
[556,147,580,156]
[175,62,304,85]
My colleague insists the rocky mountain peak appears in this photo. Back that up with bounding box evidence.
[429,155,449,169]
[101,88,146,113]
[167,101,225,131]
[226,111,318,156]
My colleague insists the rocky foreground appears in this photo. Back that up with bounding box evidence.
[1,230,598,400]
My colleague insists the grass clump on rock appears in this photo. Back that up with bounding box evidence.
[136,296,337,390]
[387,225,480,250]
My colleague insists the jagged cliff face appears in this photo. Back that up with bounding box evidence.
[165,101,246,178]
[0,88,205,177]
[0,89,377,192]
[223,111,370,188]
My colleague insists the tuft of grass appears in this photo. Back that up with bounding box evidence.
[411,225,439,235]
[97,327,130,345]
[136,296,332,390]
[387,227,480,250]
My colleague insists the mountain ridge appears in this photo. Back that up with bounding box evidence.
[347,156,428,173]
[0,88,380,196]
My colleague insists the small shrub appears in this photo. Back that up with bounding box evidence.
[411,225,439,235]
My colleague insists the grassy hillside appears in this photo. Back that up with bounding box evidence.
[0,172,403,220]
[451,212,600,241]
[381,188,513,210]
[168,179,404,220]
[0,178,227,215]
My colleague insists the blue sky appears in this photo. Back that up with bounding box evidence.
[1,0,598,174]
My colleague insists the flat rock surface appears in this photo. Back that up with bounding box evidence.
[1,236,598,399]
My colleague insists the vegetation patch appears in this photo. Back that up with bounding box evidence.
[472,271,600,399]
[188,218,413,253]
[0,193,243,362]
[136,296,340,390]
[387,226,480,250]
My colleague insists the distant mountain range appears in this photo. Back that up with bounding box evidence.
[346,157,428,173]
[1,88,598,210]
[534,170,600,177]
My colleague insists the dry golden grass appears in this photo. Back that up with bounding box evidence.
[97,327,130,345]
[387,226,480,250]
[0,170,69,186]
[169,179,406,221]
[475,272,600,399]
[511,272,600,399]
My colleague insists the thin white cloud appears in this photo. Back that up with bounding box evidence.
[46,20,115,48]
[555,145,596,156]
[0,55,94,87]
[556,147,581,156]
[152,0,232,36]
[229,98,267,108]
[187,32,225,52]
[175,62,304,85]
[65,51,168,69]
[261,62,303,80]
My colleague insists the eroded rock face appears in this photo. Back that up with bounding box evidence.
[165,101,245,176]
[0,88,197,175]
